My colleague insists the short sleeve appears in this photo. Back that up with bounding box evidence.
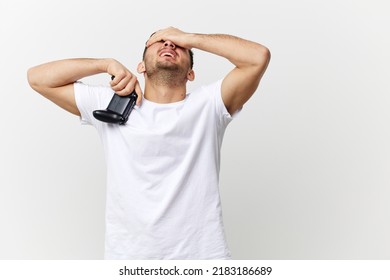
[74,82,115,126]
[212,79,241,128]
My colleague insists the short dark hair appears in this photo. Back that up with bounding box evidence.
[142,45,194,69]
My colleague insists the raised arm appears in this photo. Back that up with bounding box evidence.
[147,27,271,114]
[27,58,142,116]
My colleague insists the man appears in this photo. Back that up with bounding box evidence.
[27,27,270,259]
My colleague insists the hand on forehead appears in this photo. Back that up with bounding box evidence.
[145,27,188,48]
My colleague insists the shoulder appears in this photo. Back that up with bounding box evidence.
[74,82,114,106]
[187,79,222,103]
[193,79,223,95]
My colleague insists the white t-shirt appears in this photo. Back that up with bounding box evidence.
[74,80,236,259]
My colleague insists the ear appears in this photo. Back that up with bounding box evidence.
[187,69,195,81]
[137,61,146,74]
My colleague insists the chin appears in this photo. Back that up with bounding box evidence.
[156,62,179,71]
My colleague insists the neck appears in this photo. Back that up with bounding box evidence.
[143,79,187,104]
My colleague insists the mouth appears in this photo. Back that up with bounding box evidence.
[159,49,177,58]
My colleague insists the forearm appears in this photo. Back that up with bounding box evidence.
[27,58,110,89]
[186,33,270,69]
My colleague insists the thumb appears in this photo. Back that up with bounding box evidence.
[134,82,143,106]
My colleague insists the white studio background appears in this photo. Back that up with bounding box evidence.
[0,0,389,259]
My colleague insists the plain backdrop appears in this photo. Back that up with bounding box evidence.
[0,0,389,259]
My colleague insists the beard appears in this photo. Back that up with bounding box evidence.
[145,59,189,87]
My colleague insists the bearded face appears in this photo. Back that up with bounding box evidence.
[143,41,192,86]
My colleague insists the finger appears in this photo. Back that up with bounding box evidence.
[112,74,132,92]
[146,36,160,47]
[119,78,136,96]
[115,76,137,96]
[110,75,121,87]
[110,71,128,87]
[145,31,157,46]
[146,30,166,47]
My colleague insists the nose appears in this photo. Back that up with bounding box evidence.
[163,40,176,49]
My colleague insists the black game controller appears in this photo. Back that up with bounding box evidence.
[93,76,138,125]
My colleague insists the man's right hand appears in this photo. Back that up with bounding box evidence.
[106,59,143,106]
[27,58,143,116]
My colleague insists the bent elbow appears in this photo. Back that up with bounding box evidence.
[27,67,37,89]
[27,66,44,93]
[263,46,271,62]
[257,46,271,66]
[250,46,270,76]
